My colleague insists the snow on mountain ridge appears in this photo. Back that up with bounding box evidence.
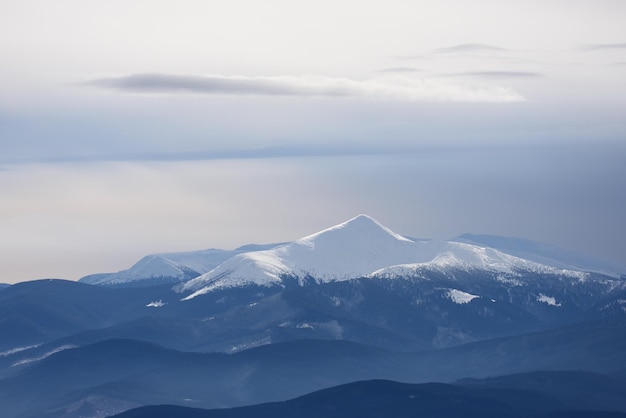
[180,215,420,298]
[80,243,284,286]
[180,215,588,300]
[296,214,414,245]
[368,241,587,279]
[453,233,625,278]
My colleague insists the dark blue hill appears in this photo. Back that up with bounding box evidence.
[110,376,626,418]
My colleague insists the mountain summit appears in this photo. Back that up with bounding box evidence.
[298,214,414,244]
[179,215,584,299]
[179,215,419,297]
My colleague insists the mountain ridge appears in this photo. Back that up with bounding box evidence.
[179,215,591,299]
[79,243,285,287]
[73,215,623,289]
[454,233,625,278]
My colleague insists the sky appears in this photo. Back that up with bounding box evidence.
[1,0,625,283]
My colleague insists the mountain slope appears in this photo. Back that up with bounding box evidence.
[0,279,176,354]
[3,257,624,360]
[79,243,283,287]
[454,233,625,278]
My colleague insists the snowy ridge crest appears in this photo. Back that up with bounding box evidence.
[80,243,284,286]
[179,215,589,300]
[369,242,588,279]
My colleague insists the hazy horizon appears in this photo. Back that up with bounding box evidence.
[1,0,625,283]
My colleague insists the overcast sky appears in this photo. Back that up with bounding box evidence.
[1,0,625,283]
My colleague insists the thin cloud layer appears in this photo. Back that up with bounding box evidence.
[433,43,507,54]
[377,67,422,73]
[441,71,542,79]
[86,73,525,103]
[583,43,626,51]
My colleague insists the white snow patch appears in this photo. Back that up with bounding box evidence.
[446,289,480,304]
[0,344,41,357]
[496,275,523,286]
[12,345,77,367]
[181,285,217,301]
[296,323,315,329]
[228,337,271,353]
[537,294,561,307]
[319,320,343,338]
[617,300,626,313]
[146,300,165,308]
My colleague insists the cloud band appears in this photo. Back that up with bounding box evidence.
[86,73,525,103]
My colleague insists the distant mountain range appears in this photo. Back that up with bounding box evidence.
[2,320,626,418]
[77,214,625,288]
[1,214,625,418]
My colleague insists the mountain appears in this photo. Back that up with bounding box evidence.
[0,279,176,354]
[2,214,626,417]
[180,214,591,300]
[75,215,624,290]
[79,243,283,287]
[3,320,626,418]
[454,233,625,278]
[4,269,623,361]
[3,216,623,359]
[2,215,624,358]
[106,373,626,418]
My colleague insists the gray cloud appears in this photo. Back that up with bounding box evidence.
[88,73,350,97]
[85,73,525,103]
[434,43,507,54]
[1,143,413,165]
[584,43,626,51]
[440,71,543,79]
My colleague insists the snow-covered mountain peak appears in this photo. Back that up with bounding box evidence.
[296,214,414,247]
[179,215,590,300]
[180,215,420,297]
